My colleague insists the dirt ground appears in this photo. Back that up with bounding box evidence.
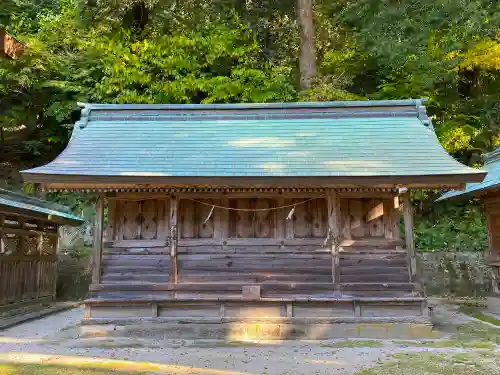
[0,300,498,375]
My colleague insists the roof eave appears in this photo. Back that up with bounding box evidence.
[21,171,486,189]
[0,203,84,226]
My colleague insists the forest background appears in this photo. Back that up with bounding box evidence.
[1,0,499,254]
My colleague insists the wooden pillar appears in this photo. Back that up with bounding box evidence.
[106,198,116,242]
[92,195,105,285]
[36,222,44,298]
[402,193,416,279]
[327,190,341,285]
[170,195,178,283]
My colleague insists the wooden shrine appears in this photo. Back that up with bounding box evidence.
[0,189,83,309]
[439,148,500,293]
[22,100,485,339]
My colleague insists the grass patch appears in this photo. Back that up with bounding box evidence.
[356,351,500,375]
[454,321,500,343]
[321,340,384,348]
[459,306,500,326]
[0,363,145,375]
[392,339,494,349]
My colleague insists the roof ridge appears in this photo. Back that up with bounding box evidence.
[77,99,429,112]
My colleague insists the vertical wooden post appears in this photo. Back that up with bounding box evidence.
[327,190,341,286]
[36,222,43,298]
[92,195,105,285]
[170,195,178,283]
[392,195,401,241]
[106,198,116,242]
[402,193,416,280]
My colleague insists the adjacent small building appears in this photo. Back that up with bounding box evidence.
[0,189,84,308]
[21,100,485,339]
[438,147,500,293]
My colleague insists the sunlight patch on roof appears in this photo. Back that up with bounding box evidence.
[228,137,295,148]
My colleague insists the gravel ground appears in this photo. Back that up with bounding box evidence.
[0,305,491,375]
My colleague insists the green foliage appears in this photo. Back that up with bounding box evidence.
[56,246,92,300]
[414,201,488,252]
[1,0,499,254]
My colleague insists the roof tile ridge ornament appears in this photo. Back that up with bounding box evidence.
[77,102,91,129]
[483,147,500,165]
[414,98,433,129]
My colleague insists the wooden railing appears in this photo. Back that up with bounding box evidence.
[0,255,57,307]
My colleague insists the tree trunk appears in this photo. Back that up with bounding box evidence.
[297,0,316,90]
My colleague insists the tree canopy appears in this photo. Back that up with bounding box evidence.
[1,0,498,250]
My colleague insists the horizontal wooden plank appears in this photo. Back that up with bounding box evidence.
[177,253,330,260]
[86,295,426,304]
[339,273,410,283]
[90,282,335,292]
[177,246,331,254]
[108,240,169,248]
[178,238,324,247]
[340,266,408,275]
[103,248,170,255]
[340,239,404,248]
[338,282,417,291]
[179,273,331,283]
[103,265,169,272]
[101,274,170,283]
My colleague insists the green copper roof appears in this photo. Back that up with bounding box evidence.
[21,100,485,186]
[437,148,500,201]
[0,189,84,225]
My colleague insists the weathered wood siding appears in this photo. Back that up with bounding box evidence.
[485,195,500,258]
[99,193,412,300]
[0,217,58,307]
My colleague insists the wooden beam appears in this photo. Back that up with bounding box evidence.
[92,195,105,284]
[169,195,179,283]
[402,193,416,279]
[327,190,341,285]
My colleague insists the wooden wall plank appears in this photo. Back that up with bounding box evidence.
[197,200,214,239]
[349,199,365,238]
[383,198,394,239]
[231,199,253,238]
[114,201,124,240]
[254,199,274,238]
[156,199,168,241]
[122,201,141,240]
[311,198,327,238]
[292,198,311,238]
[106,199,116,242]
[275,197,285,241]
[340,198,351,240]
[141,200,158,240]
[180,199,195,239]
[366,200,384,237]
[285,198,294,240]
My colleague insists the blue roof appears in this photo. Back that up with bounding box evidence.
[437,148,500,201]
[0,189,84,225]
[21,100,485,187]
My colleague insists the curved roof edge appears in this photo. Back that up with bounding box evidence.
[0,189,85,225]
[437,147,500,201]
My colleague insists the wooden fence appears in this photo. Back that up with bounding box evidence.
[0,217,58,308]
